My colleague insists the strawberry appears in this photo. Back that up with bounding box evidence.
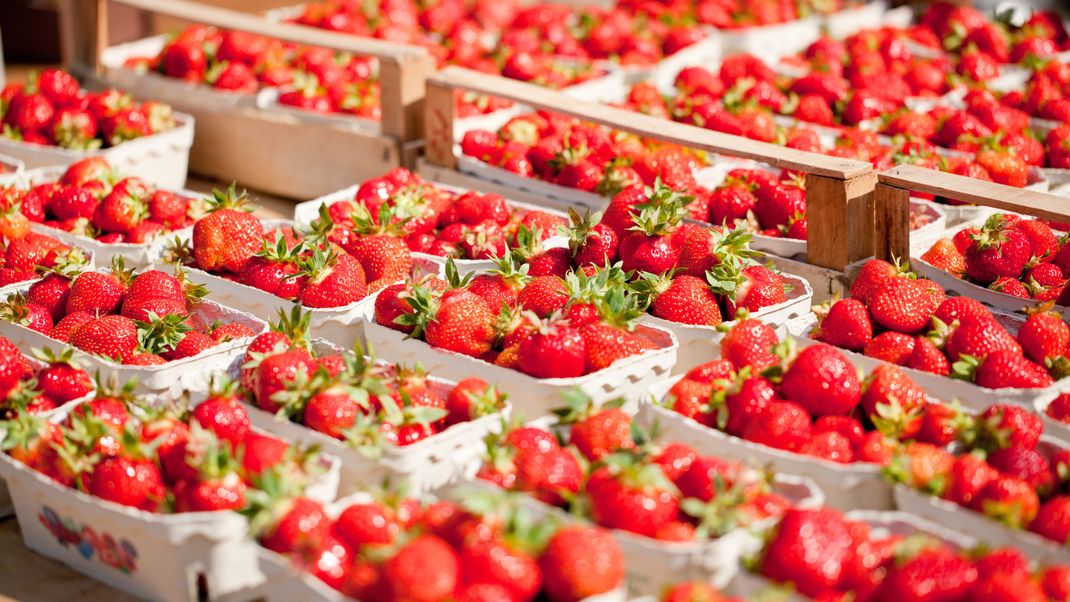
[975,476,1039,528]
[297,245,367,308]
[192,185,263,273]
[987,445,1052,495]
[943,452,999,508]
[886,442,954,494]
[879,546,978,602]
[741,400,812,452]
[868,277,941,334]
[920,239,965,277]
[1031,497,1070,545]
[66,260,132,316]
[540,526,624,602]
[639,273,721,326]
[780,344,861,416]
[516,275,569,317]
[425,289,495,357]
[721,318,778,371]
[865,331,916,365]
[380,535,459,602]
[964,216,1032,284]
[88,453,166,511]
[860,364,926,437]
[518,316,586,378]
[813,298,872,351]
[850,259,901,304]
[760,508,854,597]
[587,459,678,537]
[34,349,92,403]
[258,496,331,555]
[1018,304,1069,365]
[69,314,139,362]
[963,350,1054,389]
[192,382,250,450]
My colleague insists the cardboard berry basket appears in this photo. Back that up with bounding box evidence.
[707,17,822,64]
[0,153,24,175]
[0,116,194,191]
[874,165,1070,322]
[214,338,510,494]
[788,324,1070,412]
[0,281,267,394]
[292,182,570,277]
[0,166,194,268]
[71,0,437,200]
[461,470,821,596]
[639,273,813,372]
[893,480,1070,565]
[719,510,976,599]
[0,356,96,518]
[423,67,882,306]
[0,413,340,602]
[363,319,678,420]
[638,400,892,511]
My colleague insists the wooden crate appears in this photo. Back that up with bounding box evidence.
[59,0,435,199]
[874,164,1070,262]
[421,66,876,299]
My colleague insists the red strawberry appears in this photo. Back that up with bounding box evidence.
[780,344,861,416]
[760,508,854,597]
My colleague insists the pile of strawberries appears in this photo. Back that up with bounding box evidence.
[3,384,325,513]
[461,110,701,192]
[0,157,198,244]
[309,167,565,261]
[289,0,704,69]
[131,25,381,120]
[667,319,972,464]
[0,339,93,417]
[921,214,1070,303]
[251,487,625,601]
[0,230,87,288]
[235,309,506,449]
[478,392,798,542]
[755,506,1070,600]
[6,259,256,365]
[178,186,380,307]
[1,68,175,149]
[888,403,1070,547]
[816,257,1068,389]
[374,258,667,378]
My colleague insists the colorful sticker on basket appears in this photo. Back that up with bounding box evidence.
[38,505,138,573]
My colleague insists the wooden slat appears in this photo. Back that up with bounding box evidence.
[879,164,1070,223]
[872,183,911,263]
[806,172,876,270]
[108,0,429,61]
[424,79,457,169]
[59,0,108,72]
[428,67,872,180]
[379,53,437,141]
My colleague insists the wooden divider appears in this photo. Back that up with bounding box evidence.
[874,164,1070,261]
[423,66,876,272]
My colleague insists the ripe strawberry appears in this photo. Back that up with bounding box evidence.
[880,546,978,602]
[864,331,916,365]
[69,314,138,362]
[1018,305,1069,365]
[780,344,861,416]
[860,364,926,435]
[192,383,250,449]
[868,277,941,334]
[1031,497,1070,545]
[588,462,678,537]
[965,218,1032,284]
[380,535,459,602]
[741,400,812,452]
[192,185,263,273]
[987,446,1053,495]
[297,246,367,308]
[641,273,721,326]
[975,476,1039,528]
[850,259,901,304]
[813,298,872,351]
[65,263,131,315]
[517,317,586,378]
[424,290,495,357]
[540,526,624,602]
[943,452,999,508]
[721,318,778,371]
[258,496,331,555]
[921,239,966,277]
[760,508,854,597]
[88,455,166,511]
[967,350,1054,389]
[516,275,568,317]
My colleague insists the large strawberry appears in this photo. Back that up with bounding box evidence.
[779,344,861,416]
[191,185,263,273]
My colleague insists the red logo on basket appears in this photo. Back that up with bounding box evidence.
[39,505,138,573]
